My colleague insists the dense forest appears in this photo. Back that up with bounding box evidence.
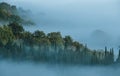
[0,2,120,65]
[0,22,119,65]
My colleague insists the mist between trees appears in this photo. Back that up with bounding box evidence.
[0,22,120,65]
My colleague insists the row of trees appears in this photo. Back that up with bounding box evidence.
[0,22,117,65]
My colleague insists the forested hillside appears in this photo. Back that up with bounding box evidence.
[0,2,34,25]
[0,2,120,65]
[0,22,116,65]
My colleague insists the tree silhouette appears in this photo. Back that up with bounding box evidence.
[8,22,24,38]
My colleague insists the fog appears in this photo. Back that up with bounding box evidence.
[1,0,120,54]
[0,60,119,76]
[1,1,120,75]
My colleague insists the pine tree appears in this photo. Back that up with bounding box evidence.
[109,48,114,64]
[105,46,107,56]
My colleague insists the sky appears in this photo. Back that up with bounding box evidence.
[1,0,120,54]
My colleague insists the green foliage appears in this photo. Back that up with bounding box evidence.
[0,2,34,25]
[0,2,117,65]
[72,41,83,51]
[0,25,15,46]
[47,32,64,51]
[22,31,34,47]
[9,15,23,23]
[33,30,46,38]
[64,36,73,50]
[0,22,116,65]
[8,22,24,38]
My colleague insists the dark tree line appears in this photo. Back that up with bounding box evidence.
[0,22,118,65]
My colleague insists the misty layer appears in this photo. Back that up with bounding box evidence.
[0,22,120,65]
[1,2,120,66]
[0,61,120,76]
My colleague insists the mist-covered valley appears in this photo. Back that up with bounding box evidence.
[0,60,120,76]
[0,0,120,76]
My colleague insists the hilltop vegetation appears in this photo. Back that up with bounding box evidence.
[0,2,34,25]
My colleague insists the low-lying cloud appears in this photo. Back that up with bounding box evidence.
[0,61,120,76]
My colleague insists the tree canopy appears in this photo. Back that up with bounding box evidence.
[0,22,117,65]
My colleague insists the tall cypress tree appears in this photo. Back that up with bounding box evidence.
[116,49,120,63]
